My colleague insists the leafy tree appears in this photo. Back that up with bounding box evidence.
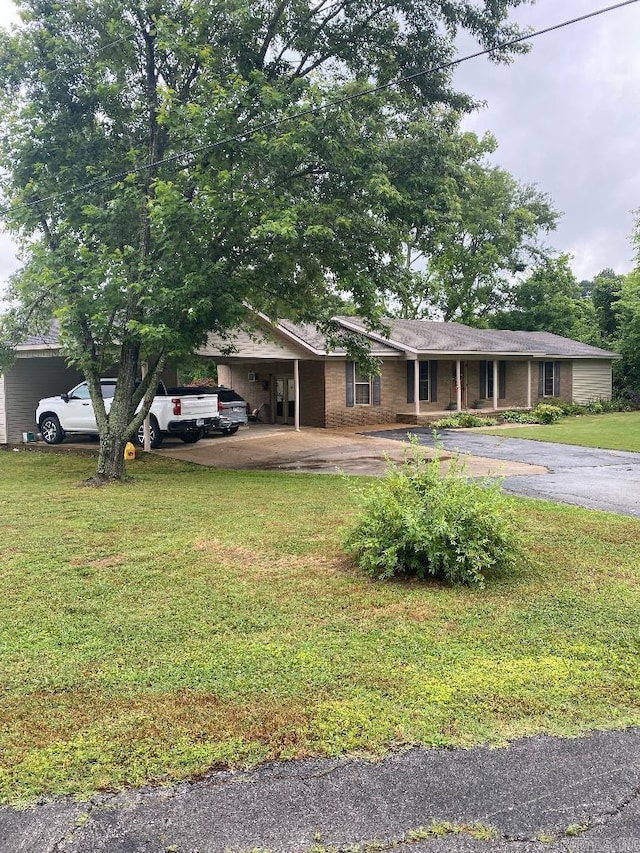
[614,219,640,398]
[490,254,601,345]
[591,268,625,343]
[614,270,640,398]
[412,142,558,323]
[0,0,532,480]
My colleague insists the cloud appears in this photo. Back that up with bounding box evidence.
[454,0,640,280]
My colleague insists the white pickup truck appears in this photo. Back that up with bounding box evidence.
[35,378,222,448]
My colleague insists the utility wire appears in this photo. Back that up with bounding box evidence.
[1,0,639,218]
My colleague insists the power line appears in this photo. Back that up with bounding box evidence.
[1,0,639,218]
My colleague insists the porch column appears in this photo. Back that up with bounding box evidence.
[456,359,462,411]
[527,360,532,409]
[493,359,499,411]
[414,356,420,418]
[294,358,300,432]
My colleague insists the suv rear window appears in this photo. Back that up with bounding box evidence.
[217,389,245,403]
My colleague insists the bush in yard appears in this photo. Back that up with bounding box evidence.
[343,444,523,588]
[500,410,539,424]
[532,403,564,424]
[432,412,498,428]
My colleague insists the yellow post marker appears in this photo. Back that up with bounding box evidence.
[124,442,136,460]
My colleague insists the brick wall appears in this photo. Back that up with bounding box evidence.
[299,361,325,427]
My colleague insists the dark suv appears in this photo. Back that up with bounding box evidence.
[214,387,249,434]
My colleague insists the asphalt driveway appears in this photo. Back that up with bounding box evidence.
[3,728,639,852]
[371,429,640,518]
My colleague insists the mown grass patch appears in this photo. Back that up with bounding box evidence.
[480,411,640,451]
[1,449,639,804]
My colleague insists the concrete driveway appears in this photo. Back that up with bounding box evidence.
[371,428,640,518]
[158,423,640,517]
[156,423,543,480]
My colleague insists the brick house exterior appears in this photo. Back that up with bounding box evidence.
[0,315,619,442]
[200,315,619,429]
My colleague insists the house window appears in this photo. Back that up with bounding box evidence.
[418,362,430,401]
[355,366,371,405]
[479,360,506,400]
[346,362,381,407]
[543,361,555,397]
[538,361,561,398]
[406,361,438,404]
[485,362,495,400]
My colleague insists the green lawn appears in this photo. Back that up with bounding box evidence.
[1,449,639,805]
[479,411,640,452]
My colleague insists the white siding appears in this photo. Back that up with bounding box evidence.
[199,328,315,360]
[0,374,6,443]
[572,359,613,403]
[4,356,84,443]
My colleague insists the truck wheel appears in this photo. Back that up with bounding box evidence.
[136,416,163,449]
[222,425,239,435]
[40,414,64,444]
[180,429,203,444]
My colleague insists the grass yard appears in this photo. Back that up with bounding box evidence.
[1,449,639,805]
[479,411,640,452]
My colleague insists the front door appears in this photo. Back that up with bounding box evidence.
[275,376,296,424]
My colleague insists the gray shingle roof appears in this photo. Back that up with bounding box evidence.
[16,315,619,360]
[277,318,401,356]
[19,320,61,347]
[283,316,619,359]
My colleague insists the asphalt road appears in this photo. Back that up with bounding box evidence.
[2,729,639,852]
[371,430,640,518]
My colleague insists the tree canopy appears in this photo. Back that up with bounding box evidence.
[0,0,535,478]
[490,254,601,345]
[386,131,558,322]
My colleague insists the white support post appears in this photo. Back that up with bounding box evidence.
[294,359,300,432]
[493,359,499,411]
[527,360,532,409]
[456,360,462,412]
[414,356,420,418]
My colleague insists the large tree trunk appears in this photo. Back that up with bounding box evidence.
[93,431,129,482]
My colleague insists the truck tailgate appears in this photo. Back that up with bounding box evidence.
[177,394,218,417]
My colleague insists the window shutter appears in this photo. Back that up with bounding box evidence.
[499,361,506,400]
[538,363,544,397]
[407,361,415,404]
[372,374,381,406]
[430,360,438,402]
[345,361,355,407]
[480,360,487,398]
[554,362,561,397]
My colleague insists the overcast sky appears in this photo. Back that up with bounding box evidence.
[1,0,639,293]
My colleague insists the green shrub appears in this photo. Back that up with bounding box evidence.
[532,403,564,424]
[543,397,580,416]
[432,412,497,429]
[343,445,523,588]
[500,410,538,424]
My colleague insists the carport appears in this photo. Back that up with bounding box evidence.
[0,347,84,445]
